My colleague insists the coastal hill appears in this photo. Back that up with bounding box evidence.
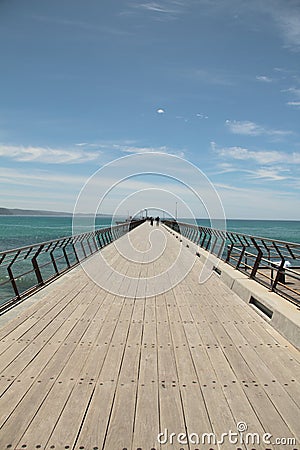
[0,207,112,217]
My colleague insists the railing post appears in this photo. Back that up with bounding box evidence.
[200,232,207,248]
[91,235,98,252]
[191,228,198,243]
[249,238,263,279]
[7,266,20,299]
[205,232,212,251]
[81,240,87,258]
[236,246,246,269]
[50,251,59,275]
[72,243,80,263]
[97,233,103,248]
[63,245,70,268]
[32,245,44,286]
[217,238,225,259]
[210,235,218,255]
[87,236,93,254]
[6,250,21,299]
[226,243,234,263]
[271,259,285,291]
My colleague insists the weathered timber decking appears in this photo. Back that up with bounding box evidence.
[0,222,299,450]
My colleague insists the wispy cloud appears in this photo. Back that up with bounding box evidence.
[212,163,291,182]
[75,141,185,158]
[256,75,273,82]
[196,113,209,119]
[0,144,101,164]
[211,141,300,165]
[267,1,300,51]
[137,2,178,13]
[281,87,300,98]
[281,86,300,107]
[225,120,292,137]
[127,0,188,20]
[249,167,290,181]
[287,101,300,107]
[214,181,300,219]
[117,144,185,158]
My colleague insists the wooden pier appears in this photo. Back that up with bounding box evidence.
[0,222,299,450]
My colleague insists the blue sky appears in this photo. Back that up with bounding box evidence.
[0,0,300,219]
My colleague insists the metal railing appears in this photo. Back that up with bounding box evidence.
[163,220,300,306]
[0,219,144,312]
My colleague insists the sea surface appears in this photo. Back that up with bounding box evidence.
[0,216,299,252]
[195,219,300,244]
[0,216,116,252]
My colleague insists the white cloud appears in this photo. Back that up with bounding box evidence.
[0,144,101,164]
[256,75,273,82]
[139,2,175,13]
[212,141,300,165]
[0,166,87,188]
[268,2,300,51]
[214,181,300,220]
[225,120,292,137]
[118,145,185,158]
[287,101,300,107]
[249,167,290,181]
[282,87,300,98]
[131,1,187,15]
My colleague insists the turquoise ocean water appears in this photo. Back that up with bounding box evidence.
[0,216,299,252]
[0,216,115,252]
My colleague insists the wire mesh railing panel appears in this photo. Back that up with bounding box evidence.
[163,220,300,306]
[0,220,145,312]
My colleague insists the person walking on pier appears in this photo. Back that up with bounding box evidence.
[150,217,154,226]
[155,216,160,226]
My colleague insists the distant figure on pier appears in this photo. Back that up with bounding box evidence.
[150,217,154,226]
[155,216,160,226]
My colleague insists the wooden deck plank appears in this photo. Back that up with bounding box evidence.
[162,240,298,449]
[156,292,189,450]
[0,283,100,422]
[163,287,212,450]
[0,283,101,449]
[43,250,136,450]
[132,295,160,450]
[170,270,249,450]
[0,281,101,400]
[186,290,292,448]
[192,285,300,438]
[103,299,144,450]
[74,253,141,450]
[182,269,299,445]
[15,290,116,449]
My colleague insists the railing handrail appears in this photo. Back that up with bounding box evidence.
[165,220,300,248]
[0,219,145,312]
[163,219,300,306]
[0,223,120,256]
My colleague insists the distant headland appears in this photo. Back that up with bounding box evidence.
[0,207,112,217]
